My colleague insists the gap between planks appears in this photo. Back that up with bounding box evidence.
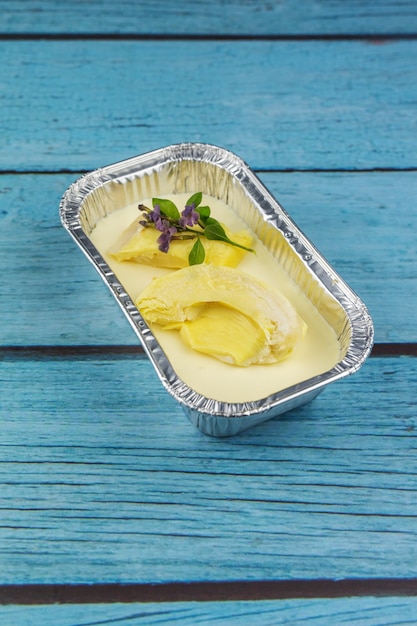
[1,578,417,605]
[1,33,417,42]
[0,344,416,361]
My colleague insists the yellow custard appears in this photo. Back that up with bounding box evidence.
[90,193,341,403]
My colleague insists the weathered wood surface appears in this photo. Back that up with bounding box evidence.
[1,39,416,171]
[0,171,415,346]
[1,356,416,584]
[1,0,416,618]
[2,0,417,36]
[2,597,417,626]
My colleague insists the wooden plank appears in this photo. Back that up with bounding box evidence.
[2,597,417,626]
[0,171,415,346]
[1,0,417,36]
[1,356,416,584]
[1,40,416,171]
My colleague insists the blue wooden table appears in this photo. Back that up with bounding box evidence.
[1,1,417,623]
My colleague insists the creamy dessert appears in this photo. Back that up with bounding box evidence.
[90,192,341,403]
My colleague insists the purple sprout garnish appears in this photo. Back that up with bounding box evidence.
[157,222,178,253]
[139,203,164,230]
[149,204,165,231]
[179,203,200,228]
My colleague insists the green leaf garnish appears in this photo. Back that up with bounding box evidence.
[152,197,180,221]
[204,220,255,253]
[186,192,202,209]
[196,205,211,224]
[188,237,206,265]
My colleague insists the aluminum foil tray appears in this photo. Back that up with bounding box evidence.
[60,143,374,436]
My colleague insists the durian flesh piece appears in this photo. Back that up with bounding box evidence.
[136,264,307,367]
[111,220,253,269]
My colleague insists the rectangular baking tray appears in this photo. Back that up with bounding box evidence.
[60,143,374,436]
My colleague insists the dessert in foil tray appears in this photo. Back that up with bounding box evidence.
[60,143,373,436]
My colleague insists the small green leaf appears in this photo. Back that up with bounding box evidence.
[204,221,255,253]
[188,238,206,265]
[152,197,180,221]
[196,205,211,224]
[204,220,228,241]
[186,192,202,208]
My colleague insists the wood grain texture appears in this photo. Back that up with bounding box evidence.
[0,171,415,346]
[2,597,417,626]
[2,0,417,36]
[1,0,416,612]
[1,356,416,584]
[1,40,417,171]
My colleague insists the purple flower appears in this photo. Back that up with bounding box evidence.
[179,203,199,228]
[157,223,178,253]
[139,204,163,229]
[149,204,165,231]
